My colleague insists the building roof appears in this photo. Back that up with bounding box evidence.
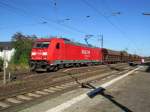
[0,42,12,50]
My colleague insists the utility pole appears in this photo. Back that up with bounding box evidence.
[101,35,103,48]
[98,34,103,48]
[3,50,6,84]
[97,34,104,64]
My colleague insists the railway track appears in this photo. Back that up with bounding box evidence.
[0,64,134,111]
[0,65,129,99]
[0,64,129,98]
[0,63,127,81]
[0,63,129,99]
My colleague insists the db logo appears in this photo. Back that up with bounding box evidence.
[81,50,90,54]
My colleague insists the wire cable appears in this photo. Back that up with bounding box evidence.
[81,0,140,55]
[0,0,87,35]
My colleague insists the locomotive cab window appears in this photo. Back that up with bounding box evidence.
[56,43,60,49]
[34,42,50,48]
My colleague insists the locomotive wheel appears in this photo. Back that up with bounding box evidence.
[53,66,59,72]
[59,64,64,69]
[47,66,56,72]
[30,62,36,72]
[47,67,53,72]
[65,64,70,68]
[75,63,80,67]
[91,63,95,66]
[87,63,92,66]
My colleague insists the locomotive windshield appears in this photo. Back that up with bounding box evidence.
[34,42,50,48]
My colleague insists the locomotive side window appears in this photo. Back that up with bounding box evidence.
[56,43,60,49]
[34,42,50,48]
[42,42,49,48]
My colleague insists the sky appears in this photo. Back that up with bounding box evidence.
[0,0,150,56]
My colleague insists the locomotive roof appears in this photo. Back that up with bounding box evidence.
[36,37,99,48]
[36,38,52,42]
[63,38,97,48]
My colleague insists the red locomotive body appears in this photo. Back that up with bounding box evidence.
[30,38,103,71]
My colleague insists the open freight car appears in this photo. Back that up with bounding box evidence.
[30,38,103,71]
[102,48,121,64]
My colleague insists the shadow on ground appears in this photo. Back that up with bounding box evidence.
[105,64,122,71]
[82,83,133,112]
[143,62,150,73]
[146,67,150,72]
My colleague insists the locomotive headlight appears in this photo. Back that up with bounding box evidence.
[31,52,36,55]
[42,52,48,56]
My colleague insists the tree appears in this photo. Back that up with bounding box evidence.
[11,32,37,66]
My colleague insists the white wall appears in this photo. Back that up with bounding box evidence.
[0,48,15,61]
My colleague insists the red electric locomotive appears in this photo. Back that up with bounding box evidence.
[30,38,103,71]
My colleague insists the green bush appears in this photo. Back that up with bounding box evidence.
[9,32,37,71]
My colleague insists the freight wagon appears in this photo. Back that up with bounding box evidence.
[102,48,121,64]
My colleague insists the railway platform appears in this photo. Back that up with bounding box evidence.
[14,64,150,112]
